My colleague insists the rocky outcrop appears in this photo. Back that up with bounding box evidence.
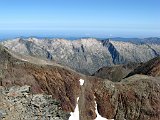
[0,85,70,120]
[2,38,160,74]
[126,56,160,77]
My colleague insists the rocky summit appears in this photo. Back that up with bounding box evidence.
[2,38,160,74]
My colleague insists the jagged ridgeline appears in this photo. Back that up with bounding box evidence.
[2,38,160,75]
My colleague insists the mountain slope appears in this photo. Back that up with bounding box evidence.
[0,44,82,112]
[126,56,160,77]
[108,40,158,62]
[2,38,160,75]
[92,62,140,82]
[93,75,160,120]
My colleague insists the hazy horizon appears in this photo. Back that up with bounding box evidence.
[0,0,160,38]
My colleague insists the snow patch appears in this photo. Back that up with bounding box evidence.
[21,59,28,62]
[111,84,115,88]
[79,79,84,86]
[69,79,85,120]
[69,97,79,120]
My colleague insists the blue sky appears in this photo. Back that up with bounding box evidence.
[0,0,160,38]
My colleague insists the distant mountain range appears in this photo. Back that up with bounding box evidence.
[110,37,160,44]
[1,37,160,75]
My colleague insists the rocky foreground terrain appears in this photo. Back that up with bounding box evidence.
[0,39,160,120]
[0,85,69,120]
[2,37,160,74]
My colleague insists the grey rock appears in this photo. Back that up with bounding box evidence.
[0,86,70,120]
[0,110,7,119]
[2,38,160,75]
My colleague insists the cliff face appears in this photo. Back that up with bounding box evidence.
[0,45,160,120]
[2,38,160,75]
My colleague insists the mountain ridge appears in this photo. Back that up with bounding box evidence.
[2,37,160,75]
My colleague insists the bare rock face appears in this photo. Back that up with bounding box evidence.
[91,75,160,120]
[2,38,160,75]
[0,85,70,120]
